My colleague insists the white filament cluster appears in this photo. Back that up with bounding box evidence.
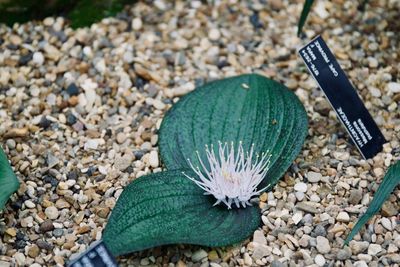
[183,141,272,209]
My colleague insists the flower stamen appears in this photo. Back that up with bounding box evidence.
[183,142,272,209]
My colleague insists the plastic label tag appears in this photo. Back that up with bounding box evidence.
[67,240,118,267]
[299,35,386,159]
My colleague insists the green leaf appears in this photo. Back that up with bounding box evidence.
[0,147,19,210]
[158,74,308,189]
[344,161,400,245]
[103,170,260,256]
[297,0,315,36]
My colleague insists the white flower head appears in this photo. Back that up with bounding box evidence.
[183,141,272,209]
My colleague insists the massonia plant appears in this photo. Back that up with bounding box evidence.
[102,74,309,255]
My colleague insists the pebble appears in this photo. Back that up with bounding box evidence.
[208,28,221,41]
[387,82,400,93]
[316,236,331,254]
[314,254,326,266]
[132,17,143,30]
[253,230,267,244]
[307,171,322,183]
[368,244,382,256]
[297,202,319,214]
[24,200,35,209]
[350,241,370,254]
[336,211,350,222]
[292,212,303,225]
[148,151,159,168]
[40,220,54,233]
[32,52,44,65]
[380,217,392,231]
[294,182,307,192]
[45,206,59,220]
[192,249,208,262]
[348,189,363,205]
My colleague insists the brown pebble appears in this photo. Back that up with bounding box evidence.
[28,245,40,258]
[40,220,54,233]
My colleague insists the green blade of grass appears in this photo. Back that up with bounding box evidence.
[344,161,400,245]
[297,0,315,37]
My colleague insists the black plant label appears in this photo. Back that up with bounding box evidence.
[67,240,118,267]
[299,35,386,159]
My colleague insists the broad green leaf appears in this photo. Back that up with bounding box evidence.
[344,161,400,245]
[297,0,315,36]
[103,170,261,256]
[0,147,19,210]
[158,74,308,189]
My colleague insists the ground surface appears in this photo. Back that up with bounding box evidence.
[0,0,399,266]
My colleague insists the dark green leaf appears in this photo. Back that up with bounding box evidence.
[158,74,308,189]
[344,161,400,245]
[0,147,19,210]
[103,170,261,256]
[297,0,315,36]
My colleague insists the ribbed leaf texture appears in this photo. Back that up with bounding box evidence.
[159,74,308,189]
[0,147,19,210]
[345,161,400,245]
[103,170,261,256]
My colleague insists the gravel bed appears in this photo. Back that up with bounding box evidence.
[0,0,399,266]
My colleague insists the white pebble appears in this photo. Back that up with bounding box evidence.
[208,28,221,41]
[368,244,382,256]
[314,254,326,266]
[380,217,392,231]
[149,151,159,168]
[307,171,322,183]
[387,82,400,93]
[336,211,350,222]
[45,206,59,220]
[132,18,143,30]
[24,200,35,209]
[32,52,45,65]
[294,182,307,193]
[316,236,331,254]
[292,212,303,225]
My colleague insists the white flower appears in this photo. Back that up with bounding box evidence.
[183,141,272,209]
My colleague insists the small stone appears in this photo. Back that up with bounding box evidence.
[40,220,54,233]
[336,211,350,222]
[368,244,382,256]
[208,250,219,261]
[307,171,322,183]
[14,252,25,266]
[387,82,400,93]
[313,225,326,236]
[24,200,35,209]
[381,201,397,216]
[66,83,80,96]
[369,87,381,97]
[84,139,99,150]
[53,228,64,237]
[32,52,44,65]
[45,206,59,220]
[28,245,40,258]
[253,230,266,244]
[192,249,208,262]
[270,260,284,267]
[6,139,16,149]
[380,217,392,231]
[292,212,303,225]
[367,57,378,68]
[116,132,127,144]
[132,17,143,30]
[316,236,331,254]
[297,202,319,214]
[337,247,351,260]
[294,182,307,192]
[243,253,252,265]
[5,228,17,237]
[350,241,370,254]
[36,240,53,250]
[140,258,150,266]
[208,28,221,41]
[349,189,363,205]
[314,254,326,266]
[149,151,159,168]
